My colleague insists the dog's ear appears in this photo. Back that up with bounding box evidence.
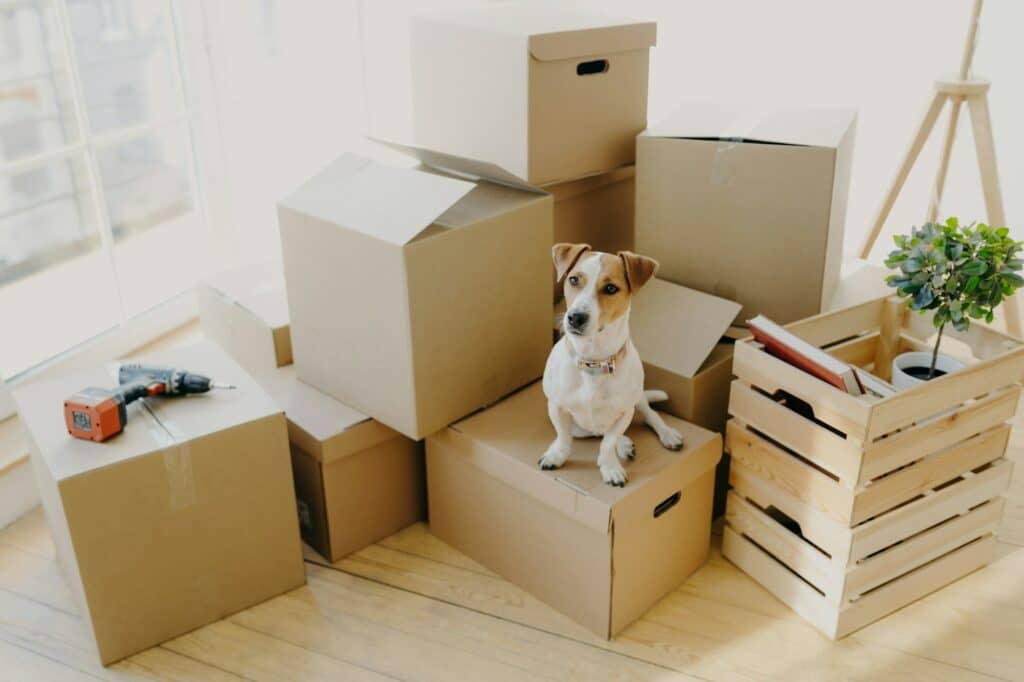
[552,243,591,282]
[618,251,659,293]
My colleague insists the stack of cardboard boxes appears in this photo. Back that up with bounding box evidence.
[14,5,859,662]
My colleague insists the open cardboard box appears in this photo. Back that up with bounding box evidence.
[376,139,636,300]
[13,342,305,665]
[410,4,655,185]
[278,153,552,440]
[197,261,292,377]
[259,367,425,563]
[427,381,720,638]
[636,102,856,323]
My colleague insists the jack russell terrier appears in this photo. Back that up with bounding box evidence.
[541,243,684,487]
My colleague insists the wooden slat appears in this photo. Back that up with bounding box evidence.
[860,385,1019,482]
[721,527,840,638]
[724,492,842,602]
[729,459,851,562]
[853,424,1010,524]
[733,342,871,442]
[726,422,855,525]
[729,380,862,485]
[785,298,886,347]
[825,333,879,369]
[904,310,1022,361]
[867,346,1024,439]
[836,535,996,639]
[850,459,1013,561]
[845,499,1004,600]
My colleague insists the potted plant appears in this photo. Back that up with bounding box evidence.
[885,218,1024,389]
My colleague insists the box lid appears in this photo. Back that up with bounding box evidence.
[13,341,281,483]
[446,382,720,534]
[200,261,289,329]
[630,278,742,378]
[278,153,476,245]
[416,6,655,61]
[260,366,400,463]
[373,138,542,193]
[642,101,856,149]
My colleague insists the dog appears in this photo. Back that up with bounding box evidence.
[541,243,684,487]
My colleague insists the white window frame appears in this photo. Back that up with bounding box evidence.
[0,0,227,419]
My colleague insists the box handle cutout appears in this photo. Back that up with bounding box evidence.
[576,59,609,76]
[653,491,681,518]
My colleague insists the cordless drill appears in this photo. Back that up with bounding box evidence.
[64,365,235,442]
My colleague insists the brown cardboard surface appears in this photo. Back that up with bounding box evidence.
[262,367,425,562]
[12,342,305,665]
[373,140,634,299]
[427,381,720,637]
[636,103,856,323]
[411,5,654,185]
[279,154,552,440]
[197,261,292,376]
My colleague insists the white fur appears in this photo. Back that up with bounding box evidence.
[541,254,684,486]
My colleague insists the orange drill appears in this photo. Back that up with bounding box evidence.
[64,365,235,442]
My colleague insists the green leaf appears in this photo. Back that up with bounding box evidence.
[965,275,980,292]
[912,286,935,310]
[963,260,988,276]
[901,258,922,274]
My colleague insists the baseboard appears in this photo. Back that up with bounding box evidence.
[0,455,38,530]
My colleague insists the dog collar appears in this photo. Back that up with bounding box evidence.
[570,343,627,376]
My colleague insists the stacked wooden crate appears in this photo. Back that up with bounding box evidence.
[722,296,1024,638]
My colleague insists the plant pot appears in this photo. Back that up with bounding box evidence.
[891,351,966,391]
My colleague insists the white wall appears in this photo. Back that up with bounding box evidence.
[363,0,1024,264]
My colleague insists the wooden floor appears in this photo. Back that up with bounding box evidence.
[3,424,1024,680]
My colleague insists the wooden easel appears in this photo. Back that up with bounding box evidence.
[859,0,1021,337]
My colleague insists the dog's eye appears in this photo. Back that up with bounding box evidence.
[568,275,580,286]
[603,283,619,295]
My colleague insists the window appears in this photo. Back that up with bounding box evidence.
[0,0,208,382]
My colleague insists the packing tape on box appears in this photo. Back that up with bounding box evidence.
[710,109,773,187]
[108,363,197,511]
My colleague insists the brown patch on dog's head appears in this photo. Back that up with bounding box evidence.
[618,251,659,293]
[553,243,591,283]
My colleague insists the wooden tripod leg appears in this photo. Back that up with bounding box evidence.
[860,92,947,259]
[967,93,1022,337]
[927,96,964,223]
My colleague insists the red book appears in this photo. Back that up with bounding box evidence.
[748,315,864,396]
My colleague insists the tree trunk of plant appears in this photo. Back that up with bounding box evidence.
[929,322,946,380]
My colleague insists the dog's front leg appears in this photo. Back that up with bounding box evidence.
[539,401,574,470]
[597,410,634,487]
[636,394,684,451]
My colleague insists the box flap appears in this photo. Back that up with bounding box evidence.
[261,367,367,438]
[200,261,289,328]
[279,153,475,245]
[529,22,656,61]
[630,278,741,378]
[642,102,856,149]
[372,137,542,194]
[13,341,281,483]
[448,382,719,521]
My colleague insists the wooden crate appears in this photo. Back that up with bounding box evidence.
[722,296,1023,638]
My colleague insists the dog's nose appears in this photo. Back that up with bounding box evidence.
[567,311,589,330]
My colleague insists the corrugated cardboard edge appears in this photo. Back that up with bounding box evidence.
[817,115,858,312]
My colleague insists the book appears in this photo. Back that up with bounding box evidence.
[747,315,865,396]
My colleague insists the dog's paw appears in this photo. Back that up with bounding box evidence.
[659,426,684,451]
[616,435,636,461]
[600,462,628,487]
[538,445,570,470]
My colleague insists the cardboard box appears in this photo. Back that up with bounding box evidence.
[278,153,553,440]
[260,367,426,563]
[411,5,655,185]
[13,342,305,665]
[636,103,856,323]
[197,261,292,376]
[374,141,635,301]
[426,382,721,638]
